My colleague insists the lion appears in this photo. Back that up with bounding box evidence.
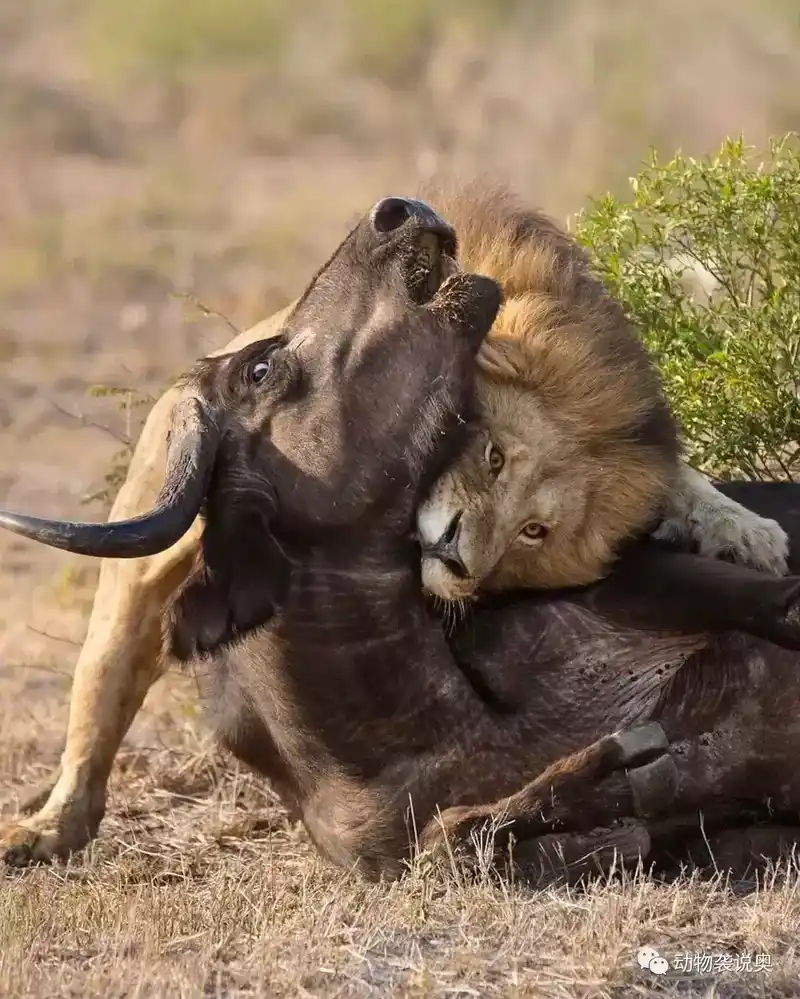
[416,181,788,601]
[0,181,788,866]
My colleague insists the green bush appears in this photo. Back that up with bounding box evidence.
[575,134,800,483]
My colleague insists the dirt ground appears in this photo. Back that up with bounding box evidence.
[3,2,800,996]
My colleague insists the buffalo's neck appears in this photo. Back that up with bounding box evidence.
[223,536,480,794]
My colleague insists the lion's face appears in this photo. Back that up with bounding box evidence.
[419,380,589,600]
[417,375,672,601]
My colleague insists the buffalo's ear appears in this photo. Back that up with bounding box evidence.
[167,506,290,661]
[427,272,503,348]
[476,333,531,383]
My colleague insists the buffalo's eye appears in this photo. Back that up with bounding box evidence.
[519,522,549,543]
[250,359,273,385]
[485,441,504,475]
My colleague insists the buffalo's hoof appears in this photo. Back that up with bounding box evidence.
[610,721,669,766]
[627,754,679,818]
[608,722,678,818]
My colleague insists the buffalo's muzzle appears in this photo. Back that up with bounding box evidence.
[369,196,459,305]
[370,196,451,236]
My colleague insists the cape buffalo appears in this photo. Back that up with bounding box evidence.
[2,197,800,883]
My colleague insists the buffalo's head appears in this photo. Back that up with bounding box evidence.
[0,197,502,647]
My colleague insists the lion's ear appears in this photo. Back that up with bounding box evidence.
[167,507,290,661]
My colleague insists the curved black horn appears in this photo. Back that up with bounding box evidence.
[0,397,218,558]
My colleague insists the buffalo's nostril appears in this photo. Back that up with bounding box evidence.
[371,197,413,233]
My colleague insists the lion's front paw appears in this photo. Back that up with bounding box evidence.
[654,509,790,576]
[1,814,93,867]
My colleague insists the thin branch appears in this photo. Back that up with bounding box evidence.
[174,290,242,338]
[26,625,80,646]
[764,444,794,482]
[3,661,72,679]
[672,235,739,303]
[49,399,131,446]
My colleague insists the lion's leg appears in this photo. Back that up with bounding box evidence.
[590,544,800,650]
[420,722,678,867]
[1,389,201,865]
[2,546,198,865]
[653,462,789,574]
[0,314,294,866]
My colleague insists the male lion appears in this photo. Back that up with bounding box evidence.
[417,182,788,601]
[0,182,788,866]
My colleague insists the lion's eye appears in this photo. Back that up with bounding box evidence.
[485,441,504,474]
[520,522,549,542]
[250,359,273,385]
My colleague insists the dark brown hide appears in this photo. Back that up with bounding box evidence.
[160,201,800,883]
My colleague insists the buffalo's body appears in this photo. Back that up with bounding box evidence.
[191,479,800,878]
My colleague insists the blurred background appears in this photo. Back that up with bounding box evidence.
[0,0,799,708]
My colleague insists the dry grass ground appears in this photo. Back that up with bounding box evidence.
[4,730,800,997]
[4,1,800,995]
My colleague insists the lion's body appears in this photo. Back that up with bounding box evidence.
[417,183,786,599]
[0,183,789,865]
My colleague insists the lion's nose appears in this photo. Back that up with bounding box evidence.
[422,511,468,579]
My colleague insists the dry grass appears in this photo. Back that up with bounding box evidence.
[3,738,800,997]
[2,602,800,998]
[4,1,800,995]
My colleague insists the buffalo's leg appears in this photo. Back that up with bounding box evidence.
[693,824,800,876]
[590,545,800,650]
[499,820,652,888]
[651,823,800,880]
[420,722,677,866]
[512,821,800,889]
[0,389,200,865]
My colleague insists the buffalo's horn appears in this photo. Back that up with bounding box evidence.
[0,397,218,558]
